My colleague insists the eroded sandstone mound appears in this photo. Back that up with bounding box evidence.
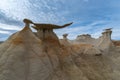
[0,19,120,80]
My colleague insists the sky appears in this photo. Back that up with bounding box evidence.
[0,0,120,41]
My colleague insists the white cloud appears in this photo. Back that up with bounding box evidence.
[0,36,9,41]
[112,28,120,40]
[0,0,31,20]
[0,23,22,31]
[0,30,11,34]
[55,26,88,39]
[55,20,110,40]
[0,0,65,23]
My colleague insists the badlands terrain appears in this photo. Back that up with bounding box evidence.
[0,19,120,80]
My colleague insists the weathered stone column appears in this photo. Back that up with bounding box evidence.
[97,28,114,53]
[63,33,68,40]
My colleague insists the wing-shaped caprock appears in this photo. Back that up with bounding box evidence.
[54,22,73,29]
[32,22,73,30]
[23,18,73,30]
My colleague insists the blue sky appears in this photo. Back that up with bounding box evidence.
[0,0,120,40]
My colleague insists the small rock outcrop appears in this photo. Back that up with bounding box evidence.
[97,28,114,53]
[63,33,68,40]
[75,34,97,45]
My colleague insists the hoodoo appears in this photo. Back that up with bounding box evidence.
[23,18,72,45]
[32,21,72,41]
[0,19,74,80]
[63,34,68,40]
[97,28,114,53]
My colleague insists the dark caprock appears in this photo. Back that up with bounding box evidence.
[23,18,73,30]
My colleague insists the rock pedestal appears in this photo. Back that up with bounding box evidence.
[97,28,114,53]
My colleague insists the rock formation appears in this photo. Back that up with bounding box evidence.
[74,34,97,45]
[63,33,68,40]
[97,28,114,53]
[0,19,67,80]
[0,19,120,80]
[0,19,86,80]
[71,28,115,54]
